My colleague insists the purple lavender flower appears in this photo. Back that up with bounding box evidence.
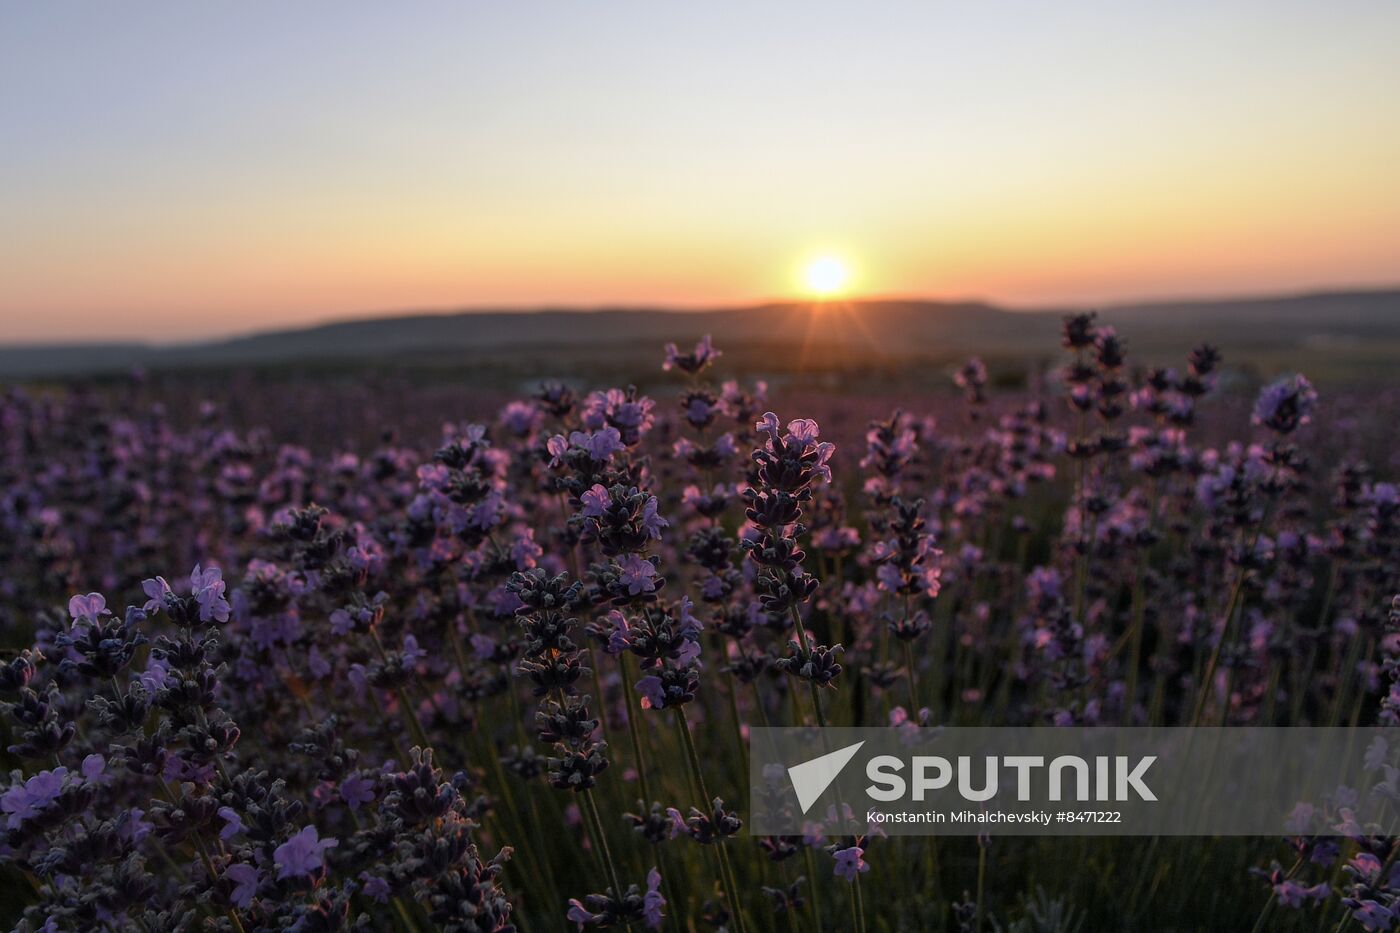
[500,399,543,436]
[755,412,835,484]
[225,863,261,908]
[575,427,627,461]
[1,767,67,828]
[832,845,869,881]
[339,773,376,809]
[643,867,666,928]
[1252,373,1318,434]
[567,898,605,928]
[273,824,339,879]
[616,554,660,596]
[118,807,153,846]
[582,388,656,446]
[546,434,570,466]
[67,592,107,622]
[190,563,232,622]
[1275,879,1330,908]
[79,753,109,785]
[360,872,392,903]
[640,497,667,539]
[141,576,173,612]
[663,334,721,375]
[634,675,666,710]
[1350,899,1396,932]
[401,633,425,666]
[581,484,610,518]
[604,609,632,655]
[217,806,245,840]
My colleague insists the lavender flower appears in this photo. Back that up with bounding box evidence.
[274,824,339,879]
[1253,374,1318,435]
[832,844,869,882]
[663,334,721,375]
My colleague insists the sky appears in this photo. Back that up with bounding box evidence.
[2,1,1399,343]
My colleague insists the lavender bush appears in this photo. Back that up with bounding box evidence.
[1,319,1397,931]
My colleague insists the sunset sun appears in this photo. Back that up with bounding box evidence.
[803,255,851,298]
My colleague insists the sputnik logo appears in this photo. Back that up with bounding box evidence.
[787,741,865,814]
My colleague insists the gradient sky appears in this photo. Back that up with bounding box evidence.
[3,1,1399,343]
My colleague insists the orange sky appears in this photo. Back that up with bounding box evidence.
[2,3,1398,342]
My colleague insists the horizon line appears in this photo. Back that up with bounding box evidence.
[3,281,1398,351]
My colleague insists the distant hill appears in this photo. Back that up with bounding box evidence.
[2,288,1397,380]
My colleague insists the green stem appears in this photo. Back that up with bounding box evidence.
[727,673,751,779]
[366,628,434,750]
[617,654,653,805]
[1123,548,1149,724]
[903,640,920,712]
[392,895,424,933]
[789,605,828,728]
[975,838,987,933]
[803,845,825,933]
[581,788,626,903]
[589,652,614,751]
[676,706,748,933]
[1292,563,1337,723]
[1190,499,1275,727]
[852,870,868,933]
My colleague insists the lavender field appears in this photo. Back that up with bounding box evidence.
[2,317,1398,932]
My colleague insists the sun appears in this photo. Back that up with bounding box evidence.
[803,255,850,297]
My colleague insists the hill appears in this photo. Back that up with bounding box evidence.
[1,289,1397,383]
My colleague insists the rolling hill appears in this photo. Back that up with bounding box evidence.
[1,288,1396,381]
